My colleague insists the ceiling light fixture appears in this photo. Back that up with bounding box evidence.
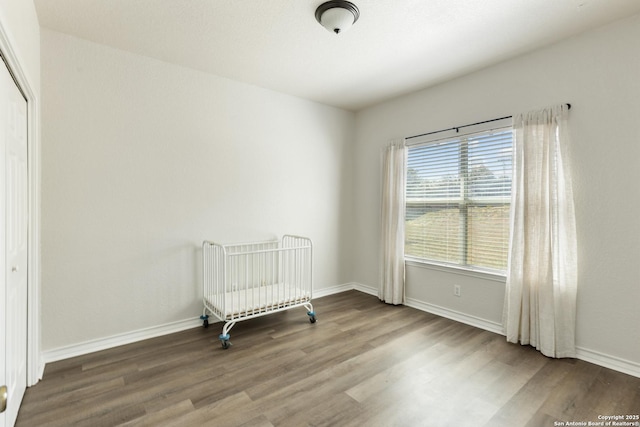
[315,1,360,34]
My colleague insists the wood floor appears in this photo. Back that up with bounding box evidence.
[17,291,640,427]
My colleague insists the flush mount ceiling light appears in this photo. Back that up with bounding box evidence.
[315,1,360,34]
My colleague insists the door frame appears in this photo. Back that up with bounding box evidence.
[0,26,42,386]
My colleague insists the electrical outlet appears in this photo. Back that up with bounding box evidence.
[454,284,461,297]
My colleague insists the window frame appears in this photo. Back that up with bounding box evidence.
[404,118,513,276]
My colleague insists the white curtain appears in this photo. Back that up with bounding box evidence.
[380,139,406,305]
[504,104,577,358]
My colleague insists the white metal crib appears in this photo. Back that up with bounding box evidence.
[201,235,315,349]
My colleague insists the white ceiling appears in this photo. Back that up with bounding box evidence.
[34,0,640,111]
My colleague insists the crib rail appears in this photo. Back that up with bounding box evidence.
[202,236,313,323]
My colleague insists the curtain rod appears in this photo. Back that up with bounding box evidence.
[405,103,571,141]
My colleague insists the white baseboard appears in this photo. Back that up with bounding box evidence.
[575,346,640,378]
[40,284,640,379]
[405,294,640,378]
[41,283,375,364]
[404,297,504,336]
[353,282,378,296]
[37,357,45,383]
[314,282,378,298]
[351,283,640,378]
[42,317,202,364]
[314,283,358,298]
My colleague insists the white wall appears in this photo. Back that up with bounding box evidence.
[354,14,640,367]
[40,29,355,351]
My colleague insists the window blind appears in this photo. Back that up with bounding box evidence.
[405,126,513,272]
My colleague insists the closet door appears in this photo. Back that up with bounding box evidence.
[0,57,28,427]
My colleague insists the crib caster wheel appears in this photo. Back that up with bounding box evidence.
[200,315,209,328]
[219,333,231,349]
[307,311,316,324]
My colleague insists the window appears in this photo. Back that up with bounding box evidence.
[405,123,512,273]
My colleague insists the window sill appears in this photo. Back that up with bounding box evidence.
[405,257,507,283]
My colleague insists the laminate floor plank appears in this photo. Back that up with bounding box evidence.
[537,360,602,420]
[483,359,575,427]
[120,399,196,427]
[16,291,640,426]
[342,332,510,427]
[18,361,138,402]
[18,377,126,421]
[168,391,256,427]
